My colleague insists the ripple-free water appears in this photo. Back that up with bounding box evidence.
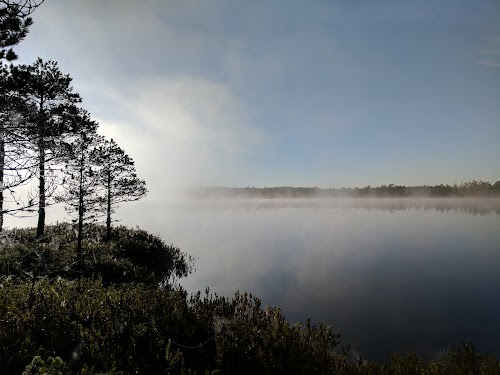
[122,198,500,361]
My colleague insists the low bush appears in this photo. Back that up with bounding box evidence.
[0,223,194,285]
[0,278,341,374]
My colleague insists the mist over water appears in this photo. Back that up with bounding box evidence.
[6,198,499,360]
[115,198,500,361]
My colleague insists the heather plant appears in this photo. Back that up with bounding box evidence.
[0,223,194,285]
[22,355,67,375]
[0,278,341,374]
[1,277,498,374]
[332,345,499,375]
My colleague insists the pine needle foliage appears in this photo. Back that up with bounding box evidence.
[93,138,147,241]
[10,58,82,236]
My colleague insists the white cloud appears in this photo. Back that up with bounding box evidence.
[95,75,268,202]
[479,50,500,55]
[477,61,500,67]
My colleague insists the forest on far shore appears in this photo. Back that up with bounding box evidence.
[188,180,500,199]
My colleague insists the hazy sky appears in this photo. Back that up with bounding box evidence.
[15,0,500,194]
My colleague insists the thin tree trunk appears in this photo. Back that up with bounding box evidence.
[36,143,45,237]
[77,157,84,264]
[0,128,4,232]
[106,169,111,241]
[77,197,83,264]
[36,104,46,238]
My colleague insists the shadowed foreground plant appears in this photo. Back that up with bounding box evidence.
[0,223,194,285]
[22,355,67,375]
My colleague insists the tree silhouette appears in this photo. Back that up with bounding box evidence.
[94,138,147,241]
[0,0,44,17]
[58,109,101,262]
[11,58,81,236]
[0,1,40,61]
[0,1,41,229]
[0,64,37,230]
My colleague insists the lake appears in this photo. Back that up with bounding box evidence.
[15,197,500,361]
[117,197,500,361]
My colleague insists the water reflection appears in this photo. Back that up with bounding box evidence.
[163,197,500,216]
[120,198,500,361]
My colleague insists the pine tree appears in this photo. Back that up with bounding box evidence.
[11,58,82,236]
[0,0,44,17]
[0,1,34,61]
[57,109,101,262]
[0,64,36,230]
[94,138,147,241]
[0,1,42,229]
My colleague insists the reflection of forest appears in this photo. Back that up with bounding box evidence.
[180,197,500,216]
[189,181,500,200]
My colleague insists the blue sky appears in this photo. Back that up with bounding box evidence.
[14,0,500,196]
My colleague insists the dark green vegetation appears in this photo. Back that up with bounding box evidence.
[190,180,500,199]
[1,224,499,374]
[0,224,193,286]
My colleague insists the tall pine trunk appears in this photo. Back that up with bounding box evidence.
[77,155,84,266]
[0,129,4,232]
[77,193,83,265]
[36,143,45,237]
[106,169,111,241]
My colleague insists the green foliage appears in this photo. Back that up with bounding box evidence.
[332,344,500,375]
[184,290,341,374]
[0,278,339,374]
[0,277,498,374]
[23,355,67,375]
[0,223,194,285]
[0,278,184,373]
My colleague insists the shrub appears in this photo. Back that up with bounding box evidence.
[22,355,68,375]
[0,223,194,285]
[0,278,342,374]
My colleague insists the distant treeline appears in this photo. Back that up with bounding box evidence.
[189,180,500,199]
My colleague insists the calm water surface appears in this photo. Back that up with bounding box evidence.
[122,198,500,361]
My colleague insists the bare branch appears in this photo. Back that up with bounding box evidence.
[0,0,44,17]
